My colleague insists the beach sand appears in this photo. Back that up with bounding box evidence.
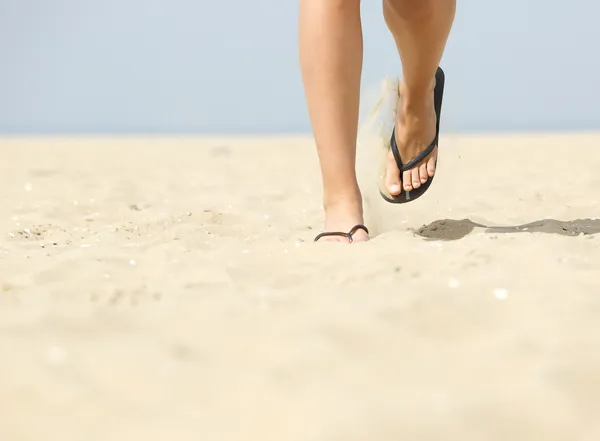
[1,131,600,440]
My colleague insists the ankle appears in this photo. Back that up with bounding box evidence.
[399,78,434,110]
[323,188,363,213]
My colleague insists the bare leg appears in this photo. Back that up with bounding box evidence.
[299,0,368,242]
[383,0,456,195]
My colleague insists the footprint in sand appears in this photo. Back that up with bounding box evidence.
[414,218,600,241]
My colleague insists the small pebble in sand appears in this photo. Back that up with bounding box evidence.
[45,345,68,365]
[493,288,508,300]
[24,183,33,192]
[129,259,136,266]
[448,278,460,289]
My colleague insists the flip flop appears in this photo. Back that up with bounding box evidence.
[379,66,445,204]
[314,224,369,243]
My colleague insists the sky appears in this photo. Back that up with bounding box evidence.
[1,0,599,134]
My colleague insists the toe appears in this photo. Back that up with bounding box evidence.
[410,167,421,189]
[427,150,437,177]
[350,229,369,243]
[419,162,429,184]
[386,152,402,195]
[402,170,413,192]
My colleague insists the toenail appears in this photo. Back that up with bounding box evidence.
[389,184,400,193]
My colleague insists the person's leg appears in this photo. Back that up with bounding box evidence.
[383,0,456,196]
[299,0,368,242]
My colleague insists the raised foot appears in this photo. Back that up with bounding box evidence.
[385,78,438,197]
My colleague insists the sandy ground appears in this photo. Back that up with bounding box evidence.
[1,130,600,440]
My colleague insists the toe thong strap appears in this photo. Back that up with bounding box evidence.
[390,129,438,172]
[347,224,369,237]
[314,224,369,243]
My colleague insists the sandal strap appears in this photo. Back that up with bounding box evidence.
[314,224,369,243]
[390,129,438,172]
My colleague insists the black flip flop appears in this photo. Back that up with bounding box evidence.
[314,224,369,243]
[380,66,446,204]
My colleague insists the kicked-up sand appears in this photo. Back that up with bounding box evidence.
[2,81,600,440]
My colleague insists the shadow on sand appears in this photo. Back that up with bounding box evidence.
[413,218,600,241]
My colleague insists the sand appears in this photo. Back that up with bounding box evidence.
[1,130,600,440]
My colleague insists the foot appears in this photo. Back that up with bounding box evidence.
[318,194,369,243]
[385,79,437,196]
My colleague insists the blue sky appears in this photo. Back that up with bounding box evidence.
[1,0,599,133]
